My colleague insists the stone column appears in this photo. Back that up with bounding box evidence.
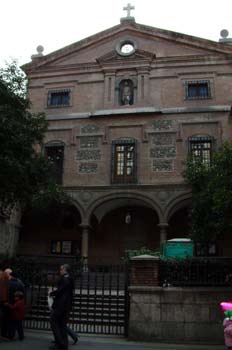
[157,223,168,244]
[80,224,90,265]
[103,72,116,108]
[137,68,150,104]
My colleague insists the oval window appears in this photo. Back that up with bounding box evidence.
[120,43,134,54]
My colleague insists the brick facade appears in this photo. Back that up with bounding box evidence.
[10,16,232,263]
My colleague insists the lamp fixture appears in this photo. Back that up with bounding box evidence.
[125,212,131,224]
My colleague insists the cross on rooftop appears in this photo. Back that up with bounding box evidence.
[123,3,135,17]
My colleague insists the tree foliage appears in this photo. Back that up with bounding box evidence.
[0,61,67,218]
[185,142,232,241]
[0,60,28,99]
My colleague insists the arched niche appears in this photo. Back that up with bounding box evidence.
[115,76,137,106]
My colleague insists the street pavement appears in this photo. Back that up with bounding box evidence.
[1,330,225,350]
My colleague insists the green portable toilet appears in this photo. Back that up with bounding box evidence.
[163,238,194,258]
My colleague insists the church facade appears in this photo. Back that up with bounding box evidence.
[3,10,232,264]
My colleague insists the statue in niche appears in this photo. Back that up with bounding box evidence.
[120,80,134,105]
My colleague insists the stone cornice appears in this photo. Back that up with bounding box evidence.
[46,105,231,121]
[63,183,190,192]
[25,53,232,80]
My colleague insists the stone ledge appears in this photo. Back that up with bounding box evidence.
[129,286,232,292]
[47,105,231,121]
[129,286,163,293]
[131,254,160,260]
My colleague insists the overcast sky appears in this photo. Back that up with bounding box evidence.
[1,0,232,67]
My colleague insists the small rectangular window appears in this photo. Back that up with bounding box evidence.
[188,136,213,165]
[185,80,211,100]
[47,89,70,107]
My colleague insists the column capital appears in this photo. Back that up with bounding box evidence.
[158,223,168,244]
[104,70,116,76]
[137,67,151,74]
[79,223,91,230]
[157,223,169,229]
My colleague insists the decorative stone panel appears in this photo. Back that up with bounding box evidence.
[153,160,174,171]
[150,146,176,158]
[80,136,99,148]
[81,124,100,134]
[76,150,101,161]
[76,129,101,173]
[149,122,177,172]
[153,120,173,130]
[152,133,176,146]
[79,163,98,173]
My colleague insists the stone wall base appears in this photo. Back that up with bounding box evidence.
[128,286,230,344]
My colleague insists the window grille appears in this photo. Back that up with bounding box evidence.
[185,80,211,100]
[111,139,137,184]
[188,136,214,165]
[47,89,71,107]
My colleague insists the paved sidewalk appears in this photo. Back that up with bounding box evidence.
[1,330,225,350]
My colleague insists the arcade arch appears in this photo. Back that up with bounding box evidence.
[83,194,163,264]
[165,195,192,241]
[17,202,82,259]
[17,192,194,264]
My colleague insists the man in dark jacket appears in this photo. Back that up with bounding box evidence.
[49,264,74,350]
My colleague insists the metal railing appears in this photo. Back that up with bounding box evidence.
[160,257,232,287]
[22,263,130,336]
[3,255,232,336]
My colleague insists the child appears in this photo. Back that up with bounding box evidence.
[223,310,232,350]
[6,291,25,341]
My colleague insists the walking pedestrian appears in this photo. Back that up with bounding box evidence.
[51,326,78,346]
[48,288,78,345]
[66,325,78,345]
[49,264,74,350]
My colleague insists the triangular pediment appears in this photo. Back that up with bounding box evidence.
[23,20,232,73]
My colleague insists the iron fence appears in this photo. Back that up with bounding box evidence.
[2,256,232,336]
[21,263,130,336]
[160,257,232,287]
[2,255,232,289]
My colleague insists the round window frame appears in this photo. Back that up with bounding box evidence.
[116,39,137,57]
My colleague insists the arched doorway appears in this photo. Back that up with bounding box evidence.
[168,206,191,240]
[89,205,159,265]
